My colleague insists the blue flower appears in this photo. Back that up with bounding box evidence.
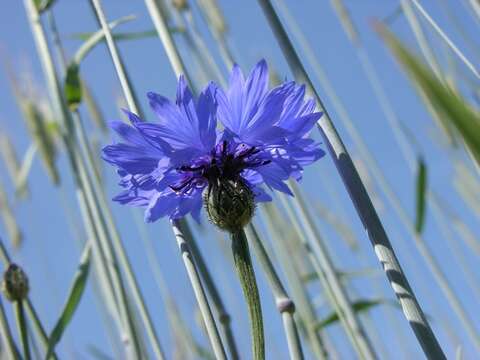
[102,60,325,223]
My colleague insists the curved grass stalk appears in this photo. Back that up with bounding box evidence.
[258,0,445,358]
[245,224,304,360]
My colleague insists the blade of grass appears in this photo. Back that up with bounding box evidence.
[378,23,480,169]
[46,243,91,358]
[415,157,428,233]
[315,299,397,330]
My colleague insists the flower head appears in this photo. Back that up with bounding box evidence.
[102,60,325,225]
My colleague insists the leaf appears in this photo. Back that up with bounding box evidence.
[72,15,137,65]
[376,23,480,167]
[64,64,82,111]
[314,299,395,330]
[46,244,91,359]
[69,27,183,42]
[415,157,428,233]
[62,15,136,111]
[34,0,56,12]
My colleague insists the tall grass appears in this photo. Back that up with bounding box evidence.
[0,0,478,359]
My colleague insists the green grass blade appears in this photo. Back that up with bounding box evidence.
[377,23,480,167]
[315,299,396,330]
[70,29,171,41]
[72,15,136,65]
[64,64,82,111]
[34,0,56,12]
[415,157,428,233]
[46,244,91,359]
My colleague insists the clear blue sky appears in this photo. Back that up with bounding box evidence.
[0,0,479,358]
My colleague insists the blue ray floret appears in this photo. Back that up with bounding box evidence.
[102,60,325,223]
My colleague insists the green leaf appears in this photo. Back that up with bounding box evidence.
[415,157,428,233]
[46,244,91,359]
[64,64,82,111]
[62,15,136,111]
[314,299,395,330]
[34,0,56,12]
[70,29,157,42]
[377,23,480,167]
[69,27,183,42]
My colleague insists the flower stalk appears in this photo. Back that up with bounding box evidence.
[230,229,265,360]
[14,300,30,360]
[246,224,304,360]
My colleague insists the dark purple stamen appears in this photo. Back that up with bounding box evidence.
[170,142,269,194]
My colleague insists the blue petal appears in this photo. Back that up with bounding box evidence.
[102,144,159,174]
[243,59,269,123]
[256,162,293,196]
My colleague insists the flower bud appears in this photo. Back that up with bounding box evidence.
[2,263,29,302]
[204,178,255,233]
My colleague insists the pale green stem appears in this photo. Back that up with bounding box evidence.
[0,297,19,359]
[399,0,443,79]
[195,0,235,70]
[0,241,57,360]
[259,0,445,357]
[261,205,330,359]
[144,0,190,79]
[88,0,226,357]
[181,9,226,86]
[180,221,239,360]
[230,229,264,360]
[245,224,303,360]
[23,1,142,356]
[88,0,142,115]
[469,0,480,21]
[52,3,168,357]
[281,185,376,360]
[14,301,30,360]
[142,1,231,356]
[328,0,480,351]
[171,220,227,360]
[409,0,480,79]
[133,213,211,358]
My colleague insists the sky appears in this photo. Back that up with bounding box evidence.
[0,0,479,359]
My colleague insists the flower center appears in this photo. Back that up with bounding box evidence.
[169,141,271,195]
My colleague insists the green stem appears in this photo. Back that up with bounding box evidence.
[231,229,264,360]
[15,301,30,360]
